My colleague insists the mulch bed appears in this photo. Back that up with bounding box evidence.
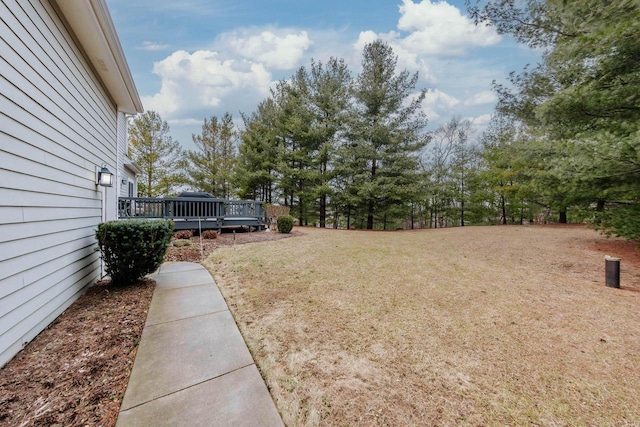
[165,229,297,263]
[0,279,155,426]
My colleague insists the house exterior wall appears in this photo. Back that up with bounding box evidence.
[122,168,138,197]
[117,111,127,197]
[117,112,139,198]
[0,0,120,366]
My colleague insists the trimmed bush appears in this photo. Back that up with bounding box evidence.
[202,230,218,239]
[173,239,191,247]
[96,219,174,286]
[277,215,294,234]
[173,230,193,239]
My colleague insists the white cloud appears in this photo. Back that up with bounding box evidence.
[421,88,460,120]
[465,113,493,141]
[397,0,501,56]
[353,1,500,80]
[136,2,507,147]
[468,113,492,126]
[464,90,497,106]
[140,41,170,51]
[168,118,203,127]
[220,29,312,70]
[354,30,380,51]
[141,50,272,118]
[353,31,435,82]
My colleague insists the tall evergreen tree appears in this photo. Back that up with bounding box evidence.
[342,40,428,229]
[234,43,426,229]
[307,58,352,227]
[186,113,237,198]
[239,60,351,227]
[128,110,185,197]
[235,99,280,202]
[272,71,317,224]
[478,116,538,224]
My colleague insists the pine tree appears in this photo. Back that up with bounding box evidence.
[235,99,280,202]
[187,113,237,198]
[478,117,532,224]
[307,58,352,227]
[128,110,186,197]
[343,40,428,229]
[272,72,317,225]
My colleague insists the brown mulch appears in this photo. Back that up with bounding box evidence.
[0,279,155,427]
[165,229,298,263]
[587,238,640,266]
[0,229,295,426]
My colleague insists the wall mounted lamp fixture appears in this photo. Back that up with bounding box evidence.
[97,165,113,187]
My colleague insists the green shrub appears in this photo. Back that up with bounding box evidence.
[202,230,218,239]
[594,205,640,242]
[277,215,294,233]
[173,239,191,247]
[173,230,193,239]
[96,219,174,285]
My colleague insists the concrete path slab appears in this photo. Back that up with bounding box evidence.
[145,284,228,326]
[157,262,203,274]
[121,309,254,410]
[117,262,282,426]
[116,365,284,427]
[152,269,214,290]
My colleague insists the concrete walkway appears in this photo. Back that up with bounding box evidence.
[116,262,283,427]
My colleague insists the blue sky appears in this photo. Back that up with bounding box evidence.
[105,0,540,151]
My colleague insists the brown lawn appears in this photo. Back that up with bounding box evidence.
[204,225,640,426]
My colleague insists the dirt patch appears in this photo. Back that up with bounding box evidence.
[0,279,155,426]
[587,238,640,265]
[586,236,640,292]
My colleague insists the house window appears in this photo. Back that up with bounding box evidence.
[128,181,134,197]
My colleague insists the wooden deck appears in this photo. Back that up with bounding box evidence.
[118,197,265,231]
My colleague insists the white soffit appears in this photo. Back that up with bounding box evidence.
[124,162,142,175]
[54,0,143,114]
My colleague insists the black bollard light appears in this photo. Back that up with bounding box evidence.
[604,255,621,288]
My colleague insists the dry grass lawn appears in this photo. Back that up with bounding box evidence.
[203,225,640,426]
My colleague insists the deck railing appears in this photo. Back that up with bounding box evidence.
[117,196,264,229]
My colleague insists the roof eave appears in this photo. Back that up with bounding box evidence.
[124,161,142,175]
[54,0,143,114]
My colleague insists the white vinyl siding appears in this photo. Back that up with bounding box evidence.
[0,0,118,366]
[117,111,127,197]
[118,112,139,198]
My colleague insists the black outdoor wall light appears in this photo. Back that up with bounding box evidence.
[97,165,114,187]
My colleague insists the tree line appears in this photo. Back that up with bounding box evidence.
[130,41,431,230]
[467,0,640,240]
[129,0,640,240]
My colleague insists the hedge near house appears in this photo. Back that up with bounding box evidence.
[96,219,174,285]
